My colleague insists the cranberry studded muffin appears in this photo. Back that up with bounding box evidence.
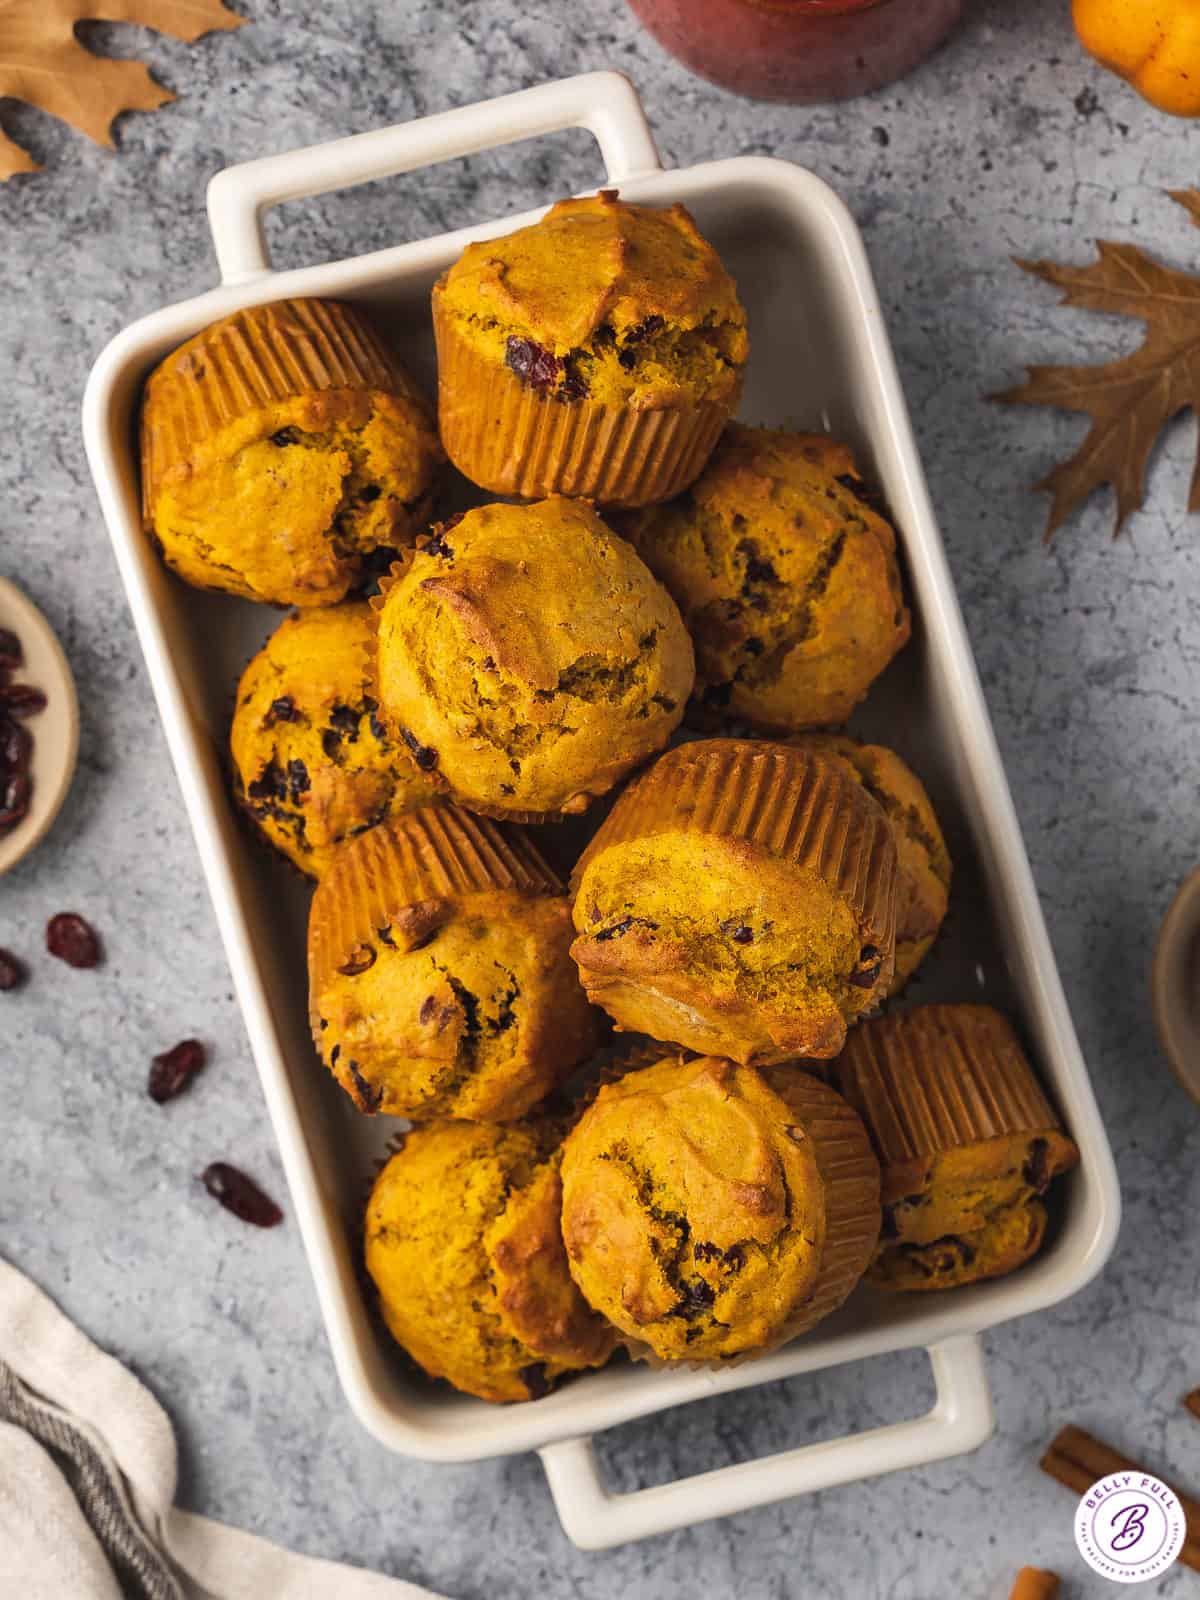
[366,1119,615,1403]
[141,298,443,606]
[619,425,910,730]
[832,1005,1079,1291]
[309,807,597,1121]
[559,1054,880,1362]
[230,603,438,879]
[373,498,694,821]
[792,734,951,986]
[570,740,899,1063]
[433,191,748,506]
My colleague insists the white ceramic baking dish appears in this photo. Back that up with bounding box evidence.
[82,71,1121,1551]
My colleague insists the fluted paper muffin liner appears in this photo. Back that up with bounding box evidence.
[571,739,899,986]
[307,805,562,1026]
[141,298,418,516]
[432,297,735,508]
[833,1005,1064,1173]
[764,1070,881,1344]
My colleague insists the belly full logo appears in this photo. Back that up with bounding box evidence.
[1075,1470,1186,1584]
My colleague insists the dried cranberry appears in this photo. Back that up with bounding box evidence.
[505,335,562,395]
[263,695,299,728]
[337,943,376,976]
[0,773,29,831]
[0,949,27,991]
[0,717,31,773]
[0,629,21,671]
[46,913,102,969]
[849,945,883,989]
[149,1038,207,1104]
[400,728,438,771]
[560,359,588,402]
[270,427,300,447]
[1,684,46,718]
[623,314,665,347]
[201,1162,283,1227]
[720,919,754,945]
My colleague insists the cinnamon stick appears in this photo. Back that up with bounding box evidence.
[1009,1568,1059,1600]
[1041,1425,1200,1573]
[1184,1389,1200,1422]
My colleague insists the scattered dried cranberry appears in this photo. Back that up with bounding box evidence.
[149,1038,207,1104]
[505,335,562,395]
[0,772,29,830]
[201,1162,283,1227]
[400,728,438,770]
[263,695,299,728]
[0,949,27,991]
[0,629,21,671]
[46,913,102,969]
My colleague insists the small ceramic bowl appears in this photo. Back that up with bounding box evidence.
[1151,866,1200,1106]
[0,577,79,875]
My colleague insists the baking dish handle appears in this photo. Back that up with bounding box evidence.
[538,1334,993,1550]
[206,70,662,285]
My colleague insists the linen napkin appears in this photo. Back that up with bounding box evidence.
[0,1256,447,1600]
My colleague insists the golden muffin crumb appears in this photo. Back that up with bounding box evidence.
[559,1054,879,1362]
[373,498,694,820]
[619,425,910,729]
[365,1120,615,1402]
[142,298,443,606]
[432,192,748,504]
[833,1005,1078,1287]
[308,807,597,1120]
[570,740,899,1063]
[230,603,438,878]
[792,735,951,986]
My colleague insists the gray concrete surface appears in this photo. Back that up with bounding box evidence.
[3,0,1199,1594]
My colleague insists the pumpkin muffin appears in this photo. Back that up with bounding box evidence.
[618,425,909,730]
[832,1005,1079,1290]
[792,735,951,986]
[570,740,899,1063]
[230,603,439,879]
[365,1119,615,1403]
[373,498,694,821]
[433,191,748,506]
[560,1053,880,1362]
[309,807,597,1120]
[141,298,443,606]
[867,1198,1048,1292]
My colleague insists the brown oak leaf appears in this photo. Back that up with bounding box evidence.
[994,190,1200,540]
[0,0,244,180]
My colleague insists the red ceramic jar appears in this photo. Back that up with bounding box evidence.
[626,0,964,103]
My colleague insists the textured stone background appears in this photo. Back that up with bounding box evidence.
[3,1,1200,1594]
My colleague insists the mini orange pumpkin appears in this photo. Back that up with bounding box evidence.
[1073,0,1200,116]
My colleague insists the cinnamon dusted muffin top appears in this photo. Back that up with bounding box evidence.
[365,1119,615,1403]
[373,498,694,820]
[434,192,748,409]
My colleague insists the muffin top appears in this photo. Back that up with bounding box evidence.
[142,298,443,607]
[570,740,899,1062]
[231,603,438,878]
[308,807,597,1121]
[560,1053,879,1361]
[374,498,694,819]
[792,735,950,985]
[365,1119,615,1403]
[619,425,910,730]
[435,192,748,407]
